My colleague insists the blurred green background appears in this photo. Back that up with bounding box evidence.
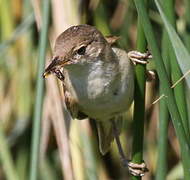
[0,0,190,179]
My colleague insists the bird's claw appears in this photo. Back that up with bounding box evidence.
[128,50,152,65]
[128,161,149,176]
[120,158,149,176]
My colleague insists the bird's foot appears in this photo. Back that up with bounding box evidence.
[111,119,149,177]
[128,50,152,65]
[128,161,149,176]
[120,158,148,176]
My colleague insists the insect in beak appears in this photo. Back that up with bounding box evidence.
[43,57,67,81]
[43,57,61,78]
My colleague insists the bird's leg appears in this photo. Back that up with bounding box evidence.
[128,50,156,82]
[127,50,152,65]
[111,119,148,176]
[111,119,128,167]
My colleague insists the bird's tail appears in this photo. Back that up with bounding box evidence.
[96,117,123,155]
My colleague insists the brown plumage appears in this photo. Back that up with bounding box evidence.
[44,24,134,155]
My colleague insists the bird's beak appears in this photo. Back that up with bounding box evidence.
[43,56,72,78]
[43,57,61,78]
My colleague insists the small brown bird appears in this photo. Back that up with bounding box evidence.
[43,24,150,176]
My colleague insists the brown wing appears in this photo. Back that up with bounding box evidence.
[63,82,88,120]
[95,116,123,155]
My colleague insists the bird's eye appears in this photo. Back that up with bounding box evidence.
[77,46,86,55]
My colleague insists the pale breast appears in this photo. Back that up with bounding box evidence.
[64,48,134,120]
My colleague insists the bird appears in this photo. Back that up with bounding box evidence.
[43,24,150,176]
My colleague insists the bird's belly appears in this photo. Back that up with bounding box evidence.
[64,53,134,120]
[69,74,134,120]
[82,84,133,120]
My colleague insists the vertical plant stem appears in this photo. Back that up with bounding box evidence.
[155,31,170,180]
[29,0,50,180]
[156,0,190,178]
[0,126,19,180]
[131,13,147,180]
[156,94,169,180]
[80,121,98,180]
[184,0,190,51]
[134,0,190,178]
[162,0,190,139]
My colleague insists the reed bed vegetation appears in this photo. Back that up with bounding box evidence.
[0,0,189,179]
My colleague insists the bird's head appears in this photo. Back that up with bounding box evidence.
[43,24,111,78]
